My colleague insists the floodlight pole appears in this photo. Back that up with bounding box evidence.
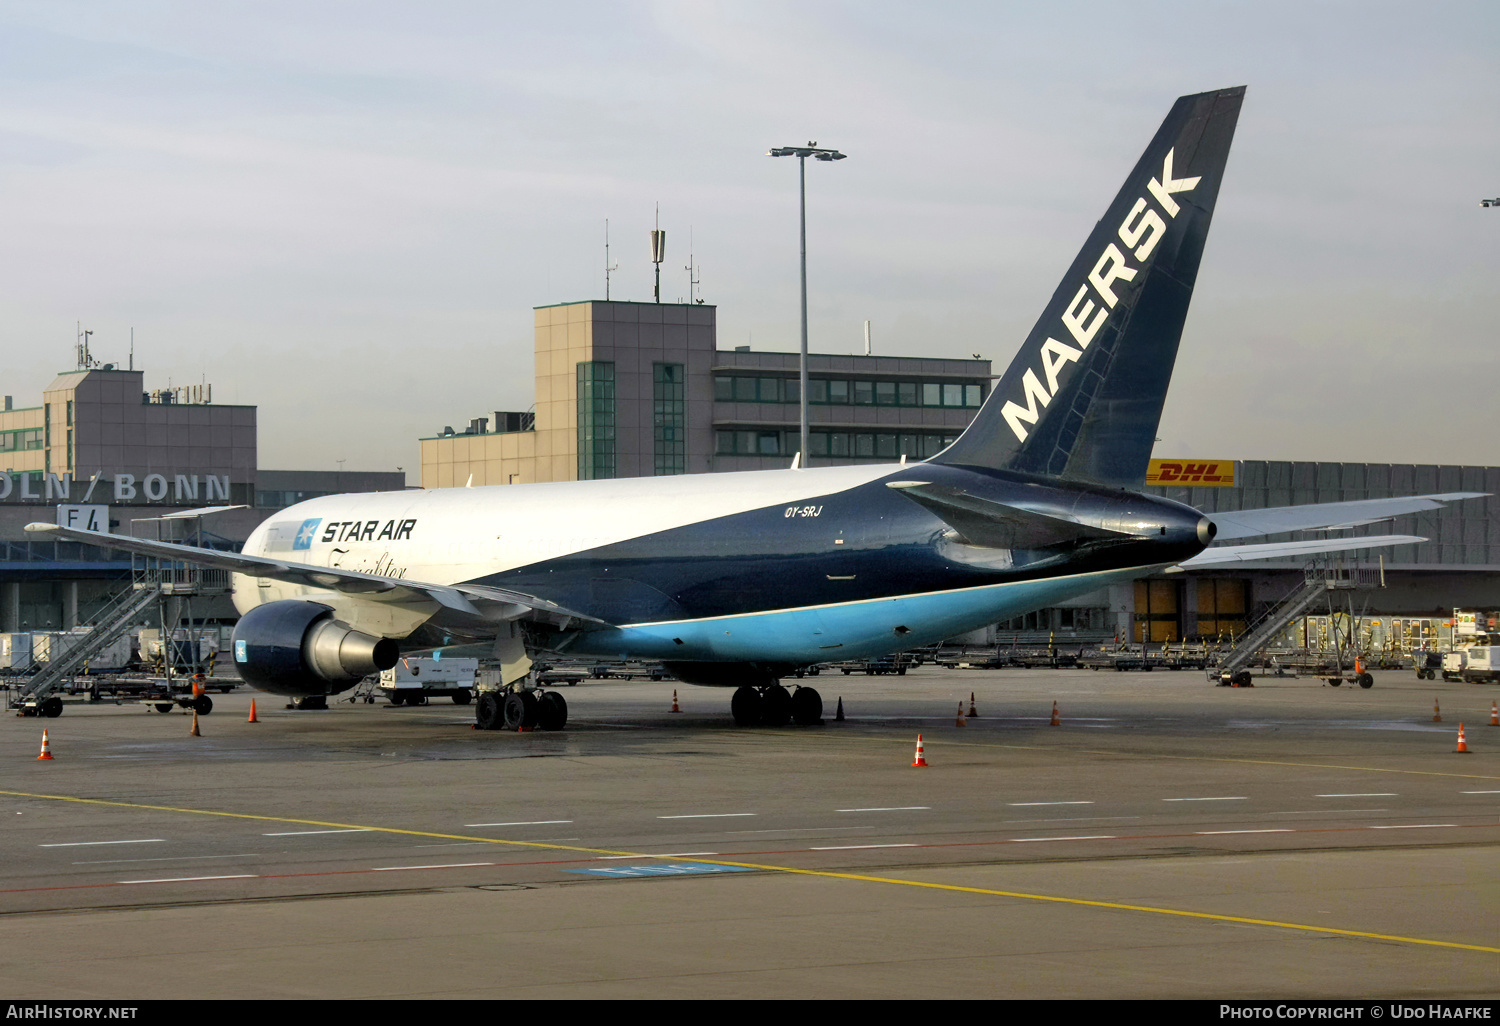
[769,143,845,467]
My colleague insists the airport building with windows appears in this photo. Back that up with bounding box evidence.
[0,360,405,632]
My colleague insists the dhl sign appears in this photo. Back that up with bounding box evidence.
[1145,459,1235,487]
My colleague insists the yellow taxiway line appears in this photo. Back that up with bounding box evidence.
[3,787,1495,955]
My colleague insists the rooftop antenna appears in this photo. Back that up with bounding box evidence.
[604,219,618,300]
[129,327,134,371]
[863,320,871,356]
[685,226,701,305]
[650,204,665,304]
[75,322,96,370]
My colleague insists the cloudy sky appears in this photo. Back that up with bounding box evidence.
[2,1,1496,479]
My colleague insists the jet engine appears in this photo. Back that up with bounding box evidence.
[231,600,399,696]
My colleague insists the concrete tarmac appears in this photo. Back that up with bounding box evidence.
[1,666,1496,999]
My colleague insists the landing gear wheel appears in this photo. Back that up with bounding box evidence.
[193,694,213,715]
[761,684,792,727]
[1357,673,1374,689]
[155,703,174,713]
[537,691,568,731]
[452,689,472,705]
[503,691,538,731]
[407,693,428,707]
[295,695,327,710]
[475,693,503,730]
[790,686,823,726]
[731,686,762,726]
[389,691,406,706]
[41,696,63,718]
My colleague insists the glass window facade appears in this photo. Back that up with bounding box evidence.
[715,429,958,460]
[577,361,616,480]
[713,374,984,408]
[653,363,685,476]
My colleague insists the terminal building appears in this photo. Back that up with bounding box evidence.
[0,357,405,632]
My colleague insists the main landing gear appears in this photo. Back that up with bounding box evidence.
[731,684,823,727]
[474,688,568,732]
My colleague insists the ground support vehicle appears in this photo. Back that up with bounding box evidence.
[378,656,479,706]
[6,672,218,717]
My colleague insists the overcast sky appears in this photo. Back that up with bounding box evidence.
[2,1,1496,480]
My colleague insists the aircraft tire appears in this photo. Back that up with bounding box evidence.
[452,689,472,705]
[538,691,568,731]
[42,696,64,718]
[761,684,792,727]
[503,691,538,731]
[730,686,762,726]
[790,686,822,726]
[475,693,503,730]
[194,694,214,715]
[389,691,406,706]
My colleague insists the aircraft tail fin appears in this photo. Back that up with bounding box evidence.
[933,86,1245,488]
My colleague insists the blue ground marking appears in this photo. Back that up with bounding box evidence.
[566,862,755,878]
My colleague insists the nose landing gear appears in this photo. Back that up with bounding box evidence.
[731,683,823,727]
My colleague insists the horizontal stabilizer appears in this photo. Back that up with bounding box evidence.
[886,481,1132,549]
[1172,533,1424,569]
[1209,493,1485,540]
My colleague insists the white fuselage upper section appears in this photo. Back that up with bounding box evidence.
[235,463,907,615]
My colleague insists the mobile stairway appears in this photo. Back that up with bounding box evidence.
[10,584,162,717]
[1210,561,1379,687]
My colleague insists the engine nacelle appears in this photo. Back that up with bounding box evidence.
[231,600,399,697]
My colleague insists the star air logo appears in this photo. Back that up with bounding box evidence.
[293,518,322,550]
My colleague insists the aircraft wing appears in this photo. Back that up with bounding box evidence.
[24,522,611,629]
[1209,493,1483,540]
[1171,533,1425,569]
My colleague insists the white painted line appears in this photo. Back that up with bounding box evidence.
[1315,793,1397,798]
[119,875,257,884]
[371,863,495,871]
[651,852,719,857]
[40,839,165,848]
[464,820,573,827]
[1368,824,1457,830]
[656,813,756,819]
[1009,835,1116,842]
[75,854,261,865]
[835,807,931,812]
[1460,790,1500,794]
[1196,829,1294,835]
[263,829,372,836]
[1161,797,1248,802]
[1008,801,1093,807]
[809,844,919,850]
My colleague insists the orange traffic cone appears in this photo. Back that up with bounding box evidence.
[1455,723,1470,754]
[1433,699,1442,723]
[835,696,845,722]
[37,729,53,760]
[1050,701,1061,727]
[670,689,681,714]
[190,710,201,737]
[912,734,929,767]
[955,702,966,727]
[248,699,259,723]
[1489,701,1497,727]
[968,692,979,718]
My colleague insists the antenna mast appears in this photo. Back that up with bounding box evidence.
[650,204,665,304]
[685,227,701,304]
[604,219,618,300]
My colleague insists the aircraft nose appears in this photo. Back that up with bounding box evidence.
[1197,517,1218,545]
